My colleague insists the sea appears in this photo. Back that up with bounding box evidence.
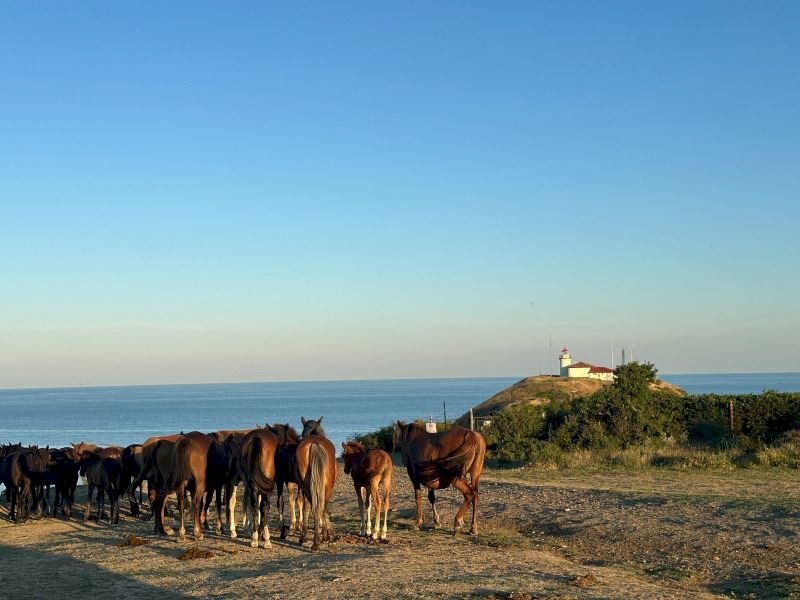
[0,373,798,451]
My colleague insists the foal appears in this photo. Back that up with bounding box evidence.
[341,441,392,541]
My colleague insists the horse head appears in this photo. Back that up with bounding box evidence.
[300,416,325,439]
[340,440,366,474]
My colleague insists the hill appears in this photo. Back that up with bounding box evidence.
[456,374,685,425]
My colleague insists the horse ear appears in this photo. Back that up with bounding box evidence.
[318,416,323,424]
[341,442,347,450]
[301,417,306,425]
[285,423,289,429]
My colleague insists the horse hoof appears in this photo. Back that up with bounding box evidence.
[311,544,319,552]
[262,541,272,549]
[250,540,259,548]
[280,526,288,539]
[230,532,238,540]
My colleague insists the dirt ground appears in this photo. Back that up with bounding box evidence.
[1,466,798,600]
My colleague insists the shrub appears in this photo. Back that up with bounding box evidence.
[353,424,396,452]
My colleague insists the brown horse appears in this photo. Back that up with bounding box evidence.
[341,441,392,540]
[393,421,486,535]
[128,432,211,541]
[239,428,279,548]
[294,417,336,551]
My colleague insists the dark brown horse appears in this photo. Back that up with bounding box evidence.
[239,428,279,548]
[269,423,302,538]
[203,428,254,538]
[393,421,486,535]
[77,446,123,524]
[48,447,80,518]
[128,432,211,541]
[341,441,392,540]
[294,417,336,551]
[121,444,145,516]
[72,444,123,523]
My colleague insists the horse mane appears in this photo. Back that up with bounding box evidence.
[270,423,299,446]
[342,440,366,454]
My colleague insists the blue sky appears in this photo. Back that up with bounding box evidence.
[1,1,798,387]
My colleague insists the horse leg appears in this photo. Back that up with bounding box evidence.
[111,486,120,525]
[324,508,335,544]
[354,485,366,536]
[469,472,480,535]
[298,493,310,546]
[381,479,391,540]
[193,485,205,541]
[178,487,187,541]
[289,482,301,532]
[451,477,474,536]
[96,487,105,523]
[214,486,223,535]
[276,482,285,538]
[226,482,238,539]
[312,496,322,551]
[84,483,94,522]
[242,486,251,533]
[259,494,272,548]
[413,485,423,530]
[158,494,174,535]
[365,488,373,538]
[250,490,261,548]
[200,488,211,530]
[370,479,381,541]
[428,488,441,529]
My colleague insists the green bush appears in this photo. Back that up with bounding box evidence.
[353,424,396,452]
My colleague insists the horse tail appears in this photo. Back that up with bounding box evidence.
[309,442,327,524]
[246,435,275,495]
[174,436,193,486]
[104,457,123,494]
[127,441,159,507]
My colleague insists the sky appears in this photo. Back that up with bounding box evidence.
[1,1,799,388]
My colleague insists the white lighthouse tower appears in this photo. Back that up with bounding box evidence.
[559,347,572,377]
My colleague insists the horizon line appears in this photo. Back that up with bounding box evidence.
[2,370,800,393]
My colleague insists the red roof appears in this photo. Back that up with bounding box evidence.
[567,362,614,374]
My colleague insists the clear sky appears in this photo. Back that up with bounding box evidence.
[1,1,798,388]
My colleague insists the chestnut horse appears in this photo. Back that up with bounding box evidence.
[341,441,392,540]
[393,422,486,535]
[294,417,336,551]
[239,428,279,548]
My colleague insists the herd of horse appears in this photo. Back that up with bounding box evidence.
[0,418,486,551]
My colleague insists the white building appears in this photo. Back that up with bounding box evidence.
[558,347,614,381]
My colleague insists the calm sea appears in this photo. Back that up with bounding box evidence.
[1,373,798,450]
[660,372,800,395]
[0,378,518,450]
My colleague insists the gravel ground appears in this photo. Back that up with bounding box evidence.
[1,465,798,599]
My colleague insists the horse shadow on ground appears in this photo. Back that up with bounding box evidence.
[0,541,187,599]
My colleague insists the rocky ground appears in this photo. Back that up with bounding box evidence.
[1,466,798,599]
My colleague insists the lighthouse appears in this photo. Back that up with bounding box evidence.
[559,347,572,377]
